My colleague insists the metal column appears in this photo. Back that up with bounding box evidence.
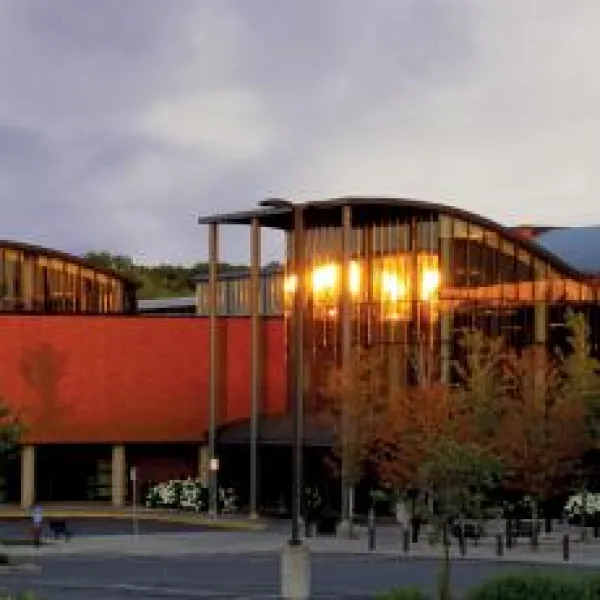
[290,205,305,545]
[208,222,219,517]
[340,205,352,524]
[249,218,261,519]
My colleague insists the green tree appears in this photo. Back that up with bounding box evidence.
[559,310,600,538]
[418,439,502,600]
[451,329,511,450]
[83,250,252,299]
[0,398,20,456]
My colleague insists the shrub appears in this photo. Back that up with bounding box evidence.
[466,572,584,600]
[144,478,238,513]
[376,587,431,600]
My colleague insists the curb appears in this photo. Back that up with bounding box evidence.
[0,510,266,531]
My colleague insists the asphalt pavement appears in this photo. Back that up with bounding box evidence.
[1,519,599,598]
[1,552,597,599]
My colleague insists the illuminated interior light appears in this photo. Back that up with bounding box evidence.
[381,272,406,302]
[349,261,361,296]
[312,264,337,293]
[285,262,362,297]
[421,269,440,300]
[283,274,297,294]
[326,307,337,318]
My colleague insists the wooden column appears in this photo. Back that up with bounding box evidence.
[111,444,126,507]
[20,445,35,509]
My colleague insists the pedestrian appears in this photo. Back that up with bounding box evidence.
[31,504,43,548]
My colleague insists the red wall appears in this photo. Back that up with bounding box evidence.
[0,315,286,444]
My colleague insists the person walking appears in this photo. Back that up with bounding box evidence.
[31,504,43,548]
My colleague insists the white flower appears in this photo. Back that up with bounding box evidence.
[144,479,237,514]
[564,492,600,517]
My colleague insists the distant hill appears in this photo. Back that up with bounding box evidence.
[83,251,281,300]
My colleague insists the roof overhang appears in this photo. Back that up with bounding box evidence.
[217,414,333,447]
[197,196,590,281]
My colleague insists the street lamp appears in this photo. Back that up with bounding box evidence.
[261,198,304,546]
[290,202,304,546]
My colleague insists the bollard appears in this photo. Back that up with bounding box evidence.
[411,520,420,544]
[562,533,570,562]
[594,523,599,539]
[458,529,466,557]
[442,524,449,548]
[505,522,513,550]
[531,522,539,551]
[495,534,504,557]
[402,526,410,554]
[367,507,376,551]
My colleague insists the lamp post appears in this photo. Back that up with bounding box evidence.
[260,198,304,545]
[270,199,310,600]
[290,202,304,546]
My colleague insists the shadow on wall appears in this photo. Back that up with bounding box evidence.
[20,342,68,436]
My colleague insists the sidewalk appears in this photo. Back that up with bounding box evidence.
[4,529,600,567]
[0,504,265,531]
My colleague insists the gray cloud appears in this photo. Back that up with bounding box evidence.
[0,0,598,264]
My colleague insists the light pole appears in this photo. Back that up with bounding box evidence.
[261,199,310,600]
[259,198,304,545]
[290,202,304,546]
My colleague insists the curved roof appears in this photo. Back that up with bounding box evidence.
[0,239,138,285]
[198,196,588,281]
[534,226,600,275]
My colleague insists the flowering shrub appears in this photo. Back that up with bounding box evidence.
[564,492,600,522]
[145,478,238,514]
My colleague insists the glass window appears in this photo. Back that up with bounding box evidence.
[417,218,439,252]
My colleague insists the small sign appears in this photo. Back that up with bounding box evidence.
[209,458,219,472]
[130,467,137,482]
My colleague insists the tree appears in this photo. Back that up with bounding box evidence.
[319,345,388,530]
[373,329,509,528]
[418,438,502,600]
[497,341,592,542]
[0,397,20,457]
[561,310,600,446]
[450,329,512,451]
[373,382,451,520]
[558,310,600,537]
[83,250,253,299]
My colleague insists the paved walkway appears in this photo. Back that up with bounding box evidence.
[4,529,600,566]
[0,505,265,530]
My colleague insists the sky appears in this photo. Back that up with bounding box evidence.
[1,0,599,265]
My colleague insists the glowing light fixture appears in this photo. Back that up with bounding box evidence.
[421,269,440,300]
[283,274,297,294]
[349,261,361,296]
[312,264,337,293]
[284,261,362,298]
[381,272,406,302]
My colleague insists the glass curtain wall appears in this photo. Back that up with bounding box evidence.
[283,208,600,411]
[0,248,131,314]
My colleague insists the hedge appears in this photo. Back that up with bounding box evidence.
[467,571,600,600]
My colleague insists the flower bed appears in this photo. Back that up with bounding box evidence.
[145,478,238,514]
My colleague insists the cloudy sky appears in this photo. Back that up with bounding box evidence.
[1,1,599,264]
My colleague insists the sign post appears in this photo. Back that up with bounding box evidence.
[209,458,219,517]
[130,466,138,538]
